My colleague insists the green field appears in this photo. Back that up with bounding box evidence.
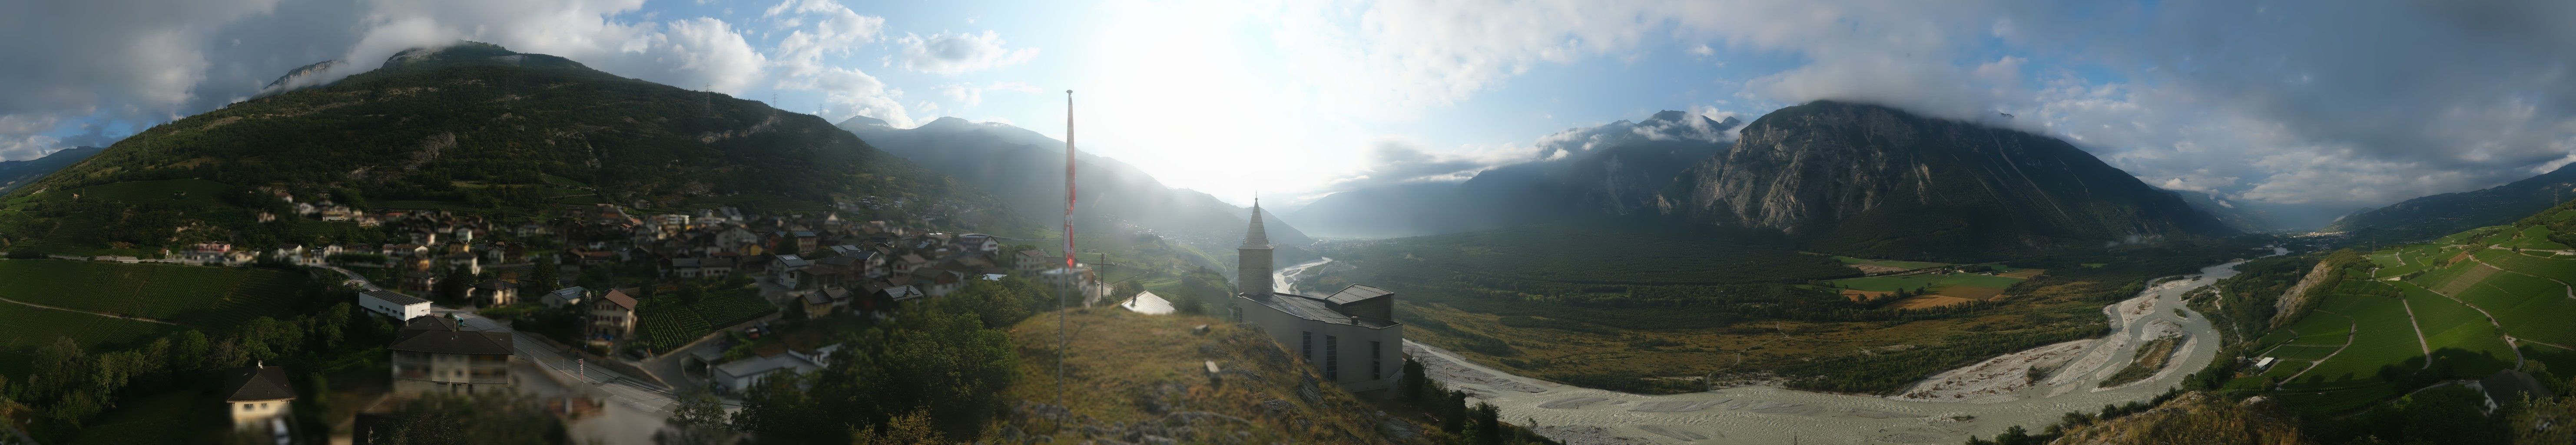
[1820,272,2029,298]
[0,260,315,329]
[2282,291,2424,392]
[66,389,228,445]
[1830,256,1947,270]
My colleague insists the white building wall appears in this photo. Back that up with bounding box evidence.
[1235,296,1405,394]
[229,399,291,431]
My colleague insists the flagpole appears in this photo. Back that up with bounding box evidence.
[1058,89,1074,410]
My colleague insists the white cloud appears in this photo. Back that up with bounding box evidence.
[895,30,1039,74]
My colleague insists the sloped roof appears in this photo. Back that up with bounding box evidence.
[599,289,638,309]
[1323,284,1392,305]
[221,365,296,402]
[1250,292,1397,329]
[391,317,513,355]
[362,289,428,306]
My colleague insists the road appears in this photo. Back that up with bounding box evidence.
[327,262,683,416]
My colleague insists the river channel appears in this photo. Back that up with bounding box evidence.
[1387,249,2284,444]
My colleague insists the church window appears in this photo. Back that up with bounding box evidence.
[1325,335,1339,380]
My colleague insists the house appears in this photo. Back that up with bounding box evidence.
[589,289,639,342]
[2481,369,2558,413]
[954,233,1000,254]
[670,257,703,278]
[880,285,925,305]
[801,288,849,319]
[358,290,432,321]
[220,363,296,431]
[543,286,587,309]
[1229,204,1405,395]
[400,270,438,293]
[773,255,814,288]
[895,254,931,276]
[390,316,516,395]
[2251,357,2278,372]
[699,256,737,277]
[1014,249,1051,274]
[471,279,519,306]
[709,344,841,395]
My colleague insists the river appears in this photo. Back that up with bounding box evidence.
[1406,249,2284,444]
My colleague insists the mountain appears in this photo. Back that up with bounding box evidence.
[2322,162,2576,242]
[1288,110,1740,238]
[836,116,1315,268]
[1658,100,2234,257]
[2166,188,2278,233]
[0,41,1015,252]
[0,146,104,194]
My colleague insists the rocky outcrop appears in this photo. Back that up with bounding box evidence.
[1660,101,2233,256]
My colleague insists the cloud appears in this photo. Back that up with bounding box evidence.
[936,81,1042,107]
[1318,138,1532,193]
[895,30,1039,74]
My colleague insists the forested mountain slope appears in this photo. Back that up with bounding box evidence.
[0,41,1017,253]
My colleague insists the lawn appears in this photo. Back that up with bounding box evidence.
[0,260,315,329]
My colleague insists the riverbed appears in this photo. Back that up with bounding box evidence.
[1407,252,2277,444]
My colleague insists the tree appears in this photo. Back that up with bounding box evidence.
[851,409,944,445]
[172,330,210,372]
[529,258,559,294]
[656,392,735,445]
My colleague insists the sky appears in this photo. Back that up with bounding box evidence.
[3,0,2574,228]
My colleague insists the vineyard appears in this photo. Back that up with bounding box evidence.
[637,289,776,352]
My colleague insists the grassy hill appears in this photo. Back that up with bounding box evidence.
[0,41,1021,254]
[998,309,1431,443]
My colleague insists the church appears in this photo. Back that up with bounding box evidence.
[1231,202,1406,396]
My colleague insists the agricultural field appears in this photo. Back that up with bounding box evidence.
[0,303,181,378]
[1830,255,1946,272]
[637,289,777,352]
[1820,270,2033,302]
[0,260,316,329]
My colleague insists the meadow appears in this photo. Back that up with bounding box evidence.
[0,302,180,378]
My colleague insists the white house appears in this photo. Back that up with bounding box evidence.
[543,286,587,309]
[358,290,432,321]
[710,344,841,394]
[221,363,296,432]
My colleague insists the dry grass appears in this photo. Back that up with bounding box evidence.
[1892,295,1976,309]
[1001,309,1424,444]
[1840,289,1894,302]
[1999,269,2049,279]
[2050,392,2311,445]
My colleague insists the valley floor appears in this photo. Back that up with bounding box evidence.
[1409,256,2260,445]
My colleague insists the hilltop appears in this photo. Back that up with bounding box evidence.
[0,41,1018,255]
[996,309,1430,444]
[0,146,102,195]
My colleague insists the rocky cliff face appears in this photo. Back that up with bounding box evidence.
[1660,101,2233,256]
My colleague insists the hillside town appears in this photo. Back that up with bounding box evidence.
[127,200,1118,442]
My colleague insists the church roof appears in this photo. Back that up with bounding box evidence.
[1324,284,1392,305]
[1241,200,1270,248]
[1250,292,1398,329]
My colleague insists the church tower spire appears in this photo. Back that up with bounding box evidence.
[1237,199,1275,299]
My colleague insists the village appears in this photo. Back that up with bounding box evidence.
[169,199,1118,443]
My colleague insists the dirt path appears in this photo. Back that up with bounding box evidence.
[0,296,187,326]
[2397,299,2434,367]
[2276,310,2356,389]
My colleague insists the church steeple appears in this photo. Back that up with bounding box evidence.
[1237,199,1275,299]
[1242,197,1270,248]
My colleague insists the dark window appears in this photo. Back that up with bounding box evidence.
[1301,332,1312,360]
[1371,341,1382,380]
[1325,335,1339,380]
